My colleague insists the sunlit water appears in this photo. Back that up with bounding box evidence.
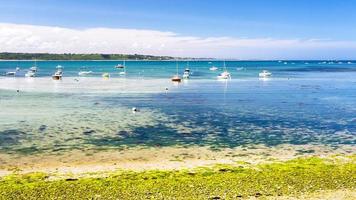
[0,61,355,154]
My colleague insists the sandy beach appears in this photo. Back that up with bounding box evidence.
[0,144,354,178]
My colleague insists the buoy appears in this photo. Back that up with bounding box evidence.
[132,107,139,113]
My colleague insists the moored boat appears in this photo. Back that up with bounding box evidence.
[52,70,63,80]
[6,71,16,76]
[217,61,231,79]
[259,70,272,78]
[78,71,93,76]
[210,66,218,71]
[171,61,182,82]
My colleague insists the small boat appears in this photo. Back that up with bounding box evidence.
[52,70,63,80]
[171,61,181,82]
[30,66,38,72]
[115,60,126,69]
[78,71,93,76]
[217,71,231,79]
[183,68,190,79]
[16,67,20,71]
[171,75,181,82]
[115,64,124,69]
[217,61,230,79]
[102,73,110,78]
[210,66,218,71]
[259,70,272,77]
[25,71,36,77]
[6,71,16,76]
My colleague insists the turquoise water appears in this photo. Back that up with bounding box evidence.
[0,61,355,154]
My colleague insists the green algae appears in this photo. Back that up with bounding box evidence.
[0,157,355,199]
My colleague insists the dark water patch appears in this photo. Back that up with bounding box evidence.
[0,130,26,147]
[83,129,96,135]
[38,125,47,132]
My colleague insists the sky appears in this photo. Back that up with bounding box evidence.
[1,0,356,59]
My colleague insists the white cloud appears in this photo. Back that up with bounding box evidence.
[1,23,356,59]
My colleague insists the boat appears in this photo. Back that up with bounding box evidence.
[210,66,218,71]
[30,66,37,72]
[171,75,181,82]
[102,73,110,78]
[115,64,124,69]
[183,69,190,79]
[217,61,231,79]
[115,60,126,69]
[6,71,16,76]
[259,70,272,77]
[171,61,181,82]
[25,60,38,77]
[217,71,231,79]
[78,71,93,76]
[16,67,20,71]
[25,71,36,77]
[183,61,190,79]
[52,69,63,80]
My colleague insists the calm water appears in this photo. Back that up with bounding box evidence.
[0,60,355,154]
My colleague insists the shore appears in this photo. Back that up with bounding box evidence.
[0,144,354,178]
[0,153,354,199]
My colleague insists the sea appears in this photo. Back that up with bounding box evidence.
[0,60,355,154]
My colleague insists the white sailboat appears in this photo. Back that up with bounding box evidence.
[119,60,126,75]
[183,61,190,79]
[217,61,231,79]
[115,60,125,69]
[52,69,63,80]
[78,71,93,76]
[210,66,218,71]
[25,60,37,77]
[6,71,16,76]
[259,70,272,77]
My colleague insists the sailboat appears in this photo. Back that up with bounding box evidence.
[259,70,272,77]
[217,60,231,79]
[25,59,37,77]
[119,60,126,75]
[183,61,190,79]
[171,61,181,82]
[115,60,125,69]
[52,65,63,80]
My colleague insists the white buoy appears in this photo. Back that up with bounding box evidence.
[132,107,139,113]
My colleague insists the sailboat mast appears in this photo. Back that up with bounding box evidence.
[176,60,179,75]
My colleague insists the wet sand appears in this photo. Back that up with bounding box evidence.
[0,144,354,178]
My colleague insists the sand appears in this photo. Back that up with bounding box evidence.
[0,144,354,178]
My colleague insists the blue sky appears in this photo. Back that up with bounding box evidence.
[1,0,356,59]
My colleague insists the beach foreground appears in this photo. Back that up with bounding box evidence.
[0,155,355,199]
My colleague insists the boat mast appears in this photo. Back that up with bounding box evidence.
[176,60,179,75]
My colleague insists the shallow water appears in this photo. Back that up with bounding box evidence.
[0,61,355,154]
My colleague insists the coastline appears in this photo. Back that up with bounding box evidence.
[0,153,354,199]
[0,144,354,177]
